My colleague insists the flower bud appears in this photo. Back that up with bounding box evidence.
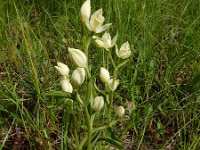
[60,77,73,93]
[55,62,69,76]
[115,106,125,118]
[109,79,119,91]
[68,48,87,68]
[71,67,86,88]
[100,67,111,84]
[91,96,104,112]
[116,41,131,59]
[80,0,91,22]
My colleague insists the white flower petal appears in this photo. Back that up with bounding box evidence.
[95,39,106,48]
[80,0,91,22]
[102,32,112,47]
[95,23,112,33]
[111,34,118,47]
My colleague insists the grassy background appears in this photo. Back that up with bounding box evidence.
[0,0,200,149]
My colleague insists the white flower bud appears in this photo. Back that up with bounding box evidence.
[68,48,87,68]
[91,96,104,112]
[109,79,119,91]
[115,106,125,118]
[60,78,73,93]
[55,62,69,76]
[100,67,111,84]
[80,0,91,22]
[71,67,86,88]
[116,41,131,59]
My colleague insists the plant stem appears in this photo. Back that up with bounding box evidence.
[84,105,92,150]
[108,91,113,122]
[93,120,117,133]
[83,26,91,61]
[107,52,117,122]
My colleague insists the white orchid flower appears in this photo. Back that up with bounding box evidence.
[94,32,118,49]
[80,0,112,33]
[116,41,131,59]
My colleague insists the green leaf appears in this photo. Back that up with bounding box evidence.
[44,90,71,97]
[97,137,124,149]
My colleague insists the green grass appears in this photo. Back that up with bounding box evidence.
[0,0,200,149]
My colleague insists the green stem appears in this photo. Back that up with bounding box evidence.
[107,52,117,122]
[108,52,117,87]
[108,91,113,122]
[83,26,91,61]
[84,105,92,150]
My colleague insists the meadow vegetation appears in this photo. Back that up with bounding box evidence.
[0,0,200,149]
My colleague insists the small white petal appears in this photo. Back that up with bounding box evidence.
[95,23,112,33]
[85,19,92,31]
[111,34,118,47]
[80,0,91,22]
[95,39,106,48]
[102,32,112,47]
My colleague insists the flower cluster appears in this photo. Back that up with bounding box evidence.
[80,0,129,116]
[55,48,87,93]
